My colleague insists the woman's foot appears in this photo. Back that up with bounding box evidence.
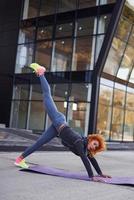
[30,63,46,76]
[14,157,29,169]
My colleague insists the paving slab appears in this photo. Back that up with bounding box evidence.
[0,151,134,200]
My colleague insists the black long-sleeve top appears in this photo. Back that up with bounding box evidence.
[59,126,102,178]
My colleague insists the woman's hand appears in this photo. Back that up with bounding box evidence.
[91,176,106,182]
[100,174,112,178]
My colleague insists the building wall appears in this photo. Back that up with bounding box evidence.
[0,0,23,126]
[9,1,115,136]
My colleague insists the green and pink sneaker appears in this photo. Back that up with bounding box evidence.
[29,63,46,76]
[14,157,29,169]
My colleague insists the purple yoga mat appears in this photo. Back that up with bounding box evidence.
[21,165,134,186]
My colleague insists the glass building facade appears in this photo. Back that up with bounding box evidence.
[8,0,134,142]
[97,0,134,141]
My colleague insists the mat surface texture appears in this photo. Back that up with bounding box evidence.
[21,165,134,186]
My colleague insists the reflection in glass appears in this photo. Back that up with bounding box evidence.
[124,110,134,141]
[99,85,113,106]
[11,100,28,129]
[128,26,134,47]
[100,0,116,5]
[117,45,134,80]
[29,101,45,130]
[23,0,39,19]
[76,17,95,36]
[97,104,112,140]
[56,22,73,38]
[126,87,134,110]
[68,102,90,136]
[58,0,77,13]
[13,84,30,100]
[113,88,126,108]
[31,85,43,100]
[98,15,111,34]
[95,35,104,63]
[15,44,34,73]
[70,83,91,102]
[115,18,132,42]
[52,39,72,71]
[35,41,52,71]
[100,78,114,87]
[111,107,124,141]
[18,26,36,44]
[73,37,93,71]
[51,83,68,101]
[39,0,57,16]
[129,68,134,83]
[103,38,126,75]
[78,0,96,9]
[37,26,53,40]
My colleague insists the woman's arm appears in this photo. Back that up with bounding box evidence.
[74,140,94,178]
[88,155,111,178]
[80,154,94,178]
[87,155,102,175]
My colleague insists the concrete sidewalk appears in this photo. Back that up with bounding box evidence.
[0,151,134,200]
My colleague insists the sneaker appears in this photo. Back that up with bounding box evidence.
[29,63,46,76]
[14,158,29,169]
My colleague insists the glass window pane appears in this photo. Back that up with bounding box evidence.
[98,14,111,34]
[56,22,73,38]
[115,18,132,42]
[124,110,134,141]
[39,0,57,16]
[126,88,134,110]
[73,36,94,71]
[76,17,95,37]
[117,45,134,80]
[51,83,69,101]
[95,35,104,63]
[111,107,124,141]
[128,26,134,48]
[97,104,112,140]
[67,102,90,136]
[129,68,134,83]
[100,0,116,5]
[15,44,34,73]
[11,100,28,129]
[29,101,45,130]
[35,41,52,71]
[58,0,77,13]
[113,88,126,108]
[99,85,113,106]
[23,0,39,19]
[31,85,43,100]
[100,78,114,87]
[13,84,30,100]
[78,0,97,9]
[70,83,91,102]
[52,39,72,71]
[37,25,53,40]
[18,21,36,44]
[126,0,134,10]
[103,38,126,75]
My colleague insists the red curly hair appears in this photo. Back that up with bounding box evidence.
[87,134,106,156]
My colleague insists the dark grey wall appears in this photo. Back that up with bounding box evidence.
[0,0,23,126]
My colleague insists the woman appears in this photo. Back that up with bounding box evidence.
[15,63,111,181]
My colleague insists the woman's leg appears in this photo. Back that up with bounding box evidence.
[21,125,58,158]
[15,125,58,167]
[39,75,66,129]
